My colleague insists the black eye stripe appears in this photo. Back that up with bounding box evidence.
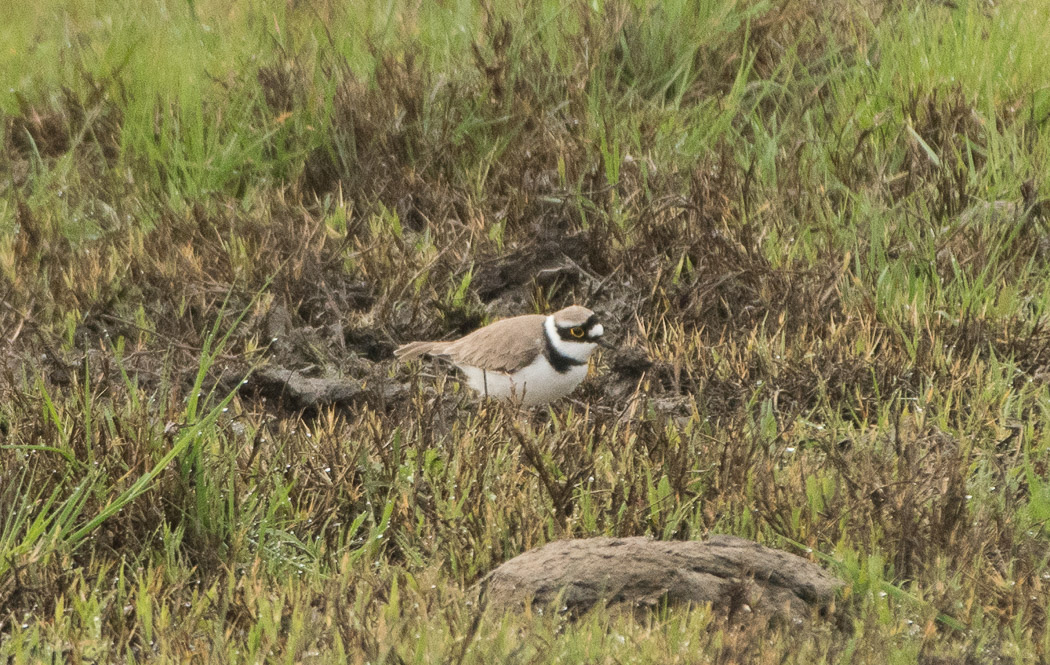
[556,316,603,341]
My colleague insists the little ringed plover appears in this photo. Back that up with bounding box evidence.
[395,305,610,405]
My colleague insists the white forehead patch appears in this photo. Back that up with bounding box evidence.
[589,323,604,337]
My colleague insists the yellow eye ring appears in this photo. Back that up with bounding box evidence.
[570,327,585,338]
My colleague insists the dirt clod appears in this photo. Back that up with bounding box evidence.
[483,535,842,623]
[473,235,591,305]
[247,365,402,411]
[608,346,653,379]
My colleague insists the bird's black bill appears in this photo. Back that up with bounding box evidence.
[596,337,616,349]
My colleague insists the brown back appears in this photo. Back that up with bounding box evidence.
[395,313,546,373]
[443,314,546,372]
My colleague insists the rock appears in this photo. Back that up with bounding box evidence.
[482,535,842,623]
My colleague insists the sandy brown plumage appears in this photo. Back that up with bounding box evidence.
[394,314,547,373]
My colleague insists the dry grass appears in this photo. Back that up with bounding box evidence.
[3,0,1050,662]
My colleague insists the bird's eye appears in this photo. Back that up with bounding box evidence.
[570,327,585,338]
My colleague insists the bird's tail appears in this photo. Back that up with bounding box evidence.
[394,340,449,360]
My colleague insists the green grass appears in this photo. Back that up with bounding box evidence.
[3,0,1050,661]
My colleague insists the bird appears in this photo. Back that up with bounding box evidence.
[395,305,611,406]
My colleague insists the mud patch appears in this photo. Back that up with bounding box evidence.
[245,365,405,413]
[472,233,592,309]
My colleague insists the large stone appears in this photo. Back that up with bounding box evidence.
[483,535,842,622]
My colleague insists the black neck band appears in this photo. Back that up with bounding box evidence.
[544,327,586,373]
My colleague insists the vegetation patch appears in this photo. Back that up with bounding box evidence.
[2,0,1050,661]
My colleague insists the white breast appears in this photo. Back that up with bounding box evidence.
[456,356,589,406]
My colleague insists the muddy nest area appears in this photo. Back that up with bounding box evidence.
[483,535,843,624]
[234,227,665,416]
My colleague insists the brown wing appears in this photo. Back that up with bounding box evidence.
[394,340,451,360]
[444,314,545,373]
